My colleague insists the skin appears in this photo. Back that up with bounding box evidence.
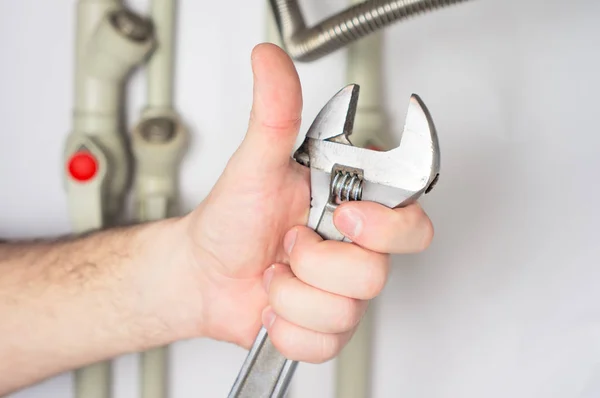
[0,43,434,395]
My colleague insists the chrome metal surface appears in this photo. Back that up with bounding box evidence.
[227,327,296,398]
[269,0,471,61]
[331,169,363,203]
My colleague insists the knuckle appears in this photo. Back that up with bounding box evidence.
[317,334,342,363]
[333,298,362,332]
[268,279,286,313]
[405,204,426,228]
[273,337,297,360]
[261,116,302,134]
[290,234,324,283]
[418,216,435,252]
[272,328,340,364]
[394,205,434,253]
[393,204,423,233]
[362,254,389,298]
[290,244,311,276]
[269,324,300,359]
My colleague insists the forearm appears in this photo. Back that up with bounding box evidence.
[0,218,192,395]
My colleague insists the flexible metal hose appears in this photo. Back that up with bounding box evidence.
[269,0,470,61]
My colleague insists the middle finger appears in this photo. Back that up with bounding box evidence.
[264,263,369,334]
[285,226,390,300]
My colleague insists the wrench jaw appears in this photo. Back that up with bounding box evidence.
[406,94,441,196]
[360,93,440,207]
[293,84,359,166]
[306,84,359,142]
[294,84,362,231]
[391,93,440,197]
[296,88,441,230]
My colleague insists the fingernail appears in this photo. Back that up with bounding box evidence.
[284,228,298,255]
[335,208,364,238]
[262,307,276,329]
[263,265,276,292]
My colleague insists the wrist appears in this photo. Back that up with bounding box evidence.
[128,216,208,347]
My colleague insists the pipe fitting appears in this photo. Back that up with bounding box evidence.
[110,8,153,42]
[65,2,157,398]
[63,135,108,231]
[66,2,156,226]
[139,117,177,143]
[85,9,154,80]
[130,109,188,221]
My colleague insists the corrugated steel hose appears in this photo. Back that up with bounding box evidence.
[269,0,471,61]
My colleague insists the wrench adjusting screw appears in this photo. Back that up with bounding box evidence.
[330,167,363,204]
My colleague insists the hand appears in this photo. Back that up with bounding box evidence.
[168,43,434,363]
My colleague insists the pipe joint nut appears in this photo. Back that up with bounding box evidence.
[109,9,153,43]
[85,8,156,80]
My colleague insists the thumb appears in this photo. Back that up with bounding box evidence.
[235,43,303,174]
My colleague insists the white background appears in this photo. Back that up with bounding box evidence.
[2,0,600,397]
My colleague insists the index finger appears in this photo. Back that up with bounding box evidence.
[332,201,434,254]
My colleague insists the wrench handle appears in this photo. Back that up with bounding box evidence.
[227,326,297,398]
[227,201,344,397]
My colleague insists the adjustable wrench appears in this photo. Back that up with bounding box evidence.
[227,84,440,398]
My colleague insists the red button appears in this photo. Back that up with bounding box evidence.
[68,151,98,182]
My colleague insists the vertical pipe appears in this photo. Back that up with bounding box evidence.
[334,309,375,398]
[75,363,112,398]
[266,0,284,48]
[147,0,176,110]
[72,2,123,398]
[135,1,186,397]
[334,1,388,396]
[72,0,122,226]
[69,2,155,398]
[140,4,175,396]
[140,331,169,397]
[343,8,391,150]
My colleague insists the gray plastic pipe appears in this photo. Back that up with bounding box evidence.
[132,1,188,396]
[147,0,176,109]
[66,1,155,398]
[333,1,393,396]
[269,0,470,62]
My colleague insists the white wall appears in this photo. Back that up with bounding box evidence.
[2,0,600,397]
